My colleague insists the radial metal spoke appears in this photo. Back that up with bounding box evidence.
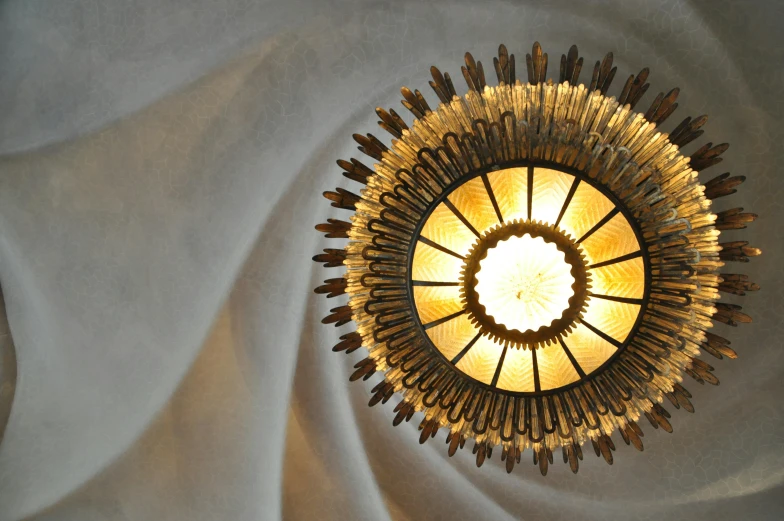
[587,250,642,269]
[481,173,504,224]
[581,319,623,348]
[589,293,643,305]
[559,338,586,378]
[418,235,466,260]
[531,347,541,392]
[411,280,461,287]
[422,308,466,330]
[490,344,509,387]
[527,165,534,220]
[576,207,620,244]
[554,177,580,228]
[451,331,482,364]
[443,197,481,237]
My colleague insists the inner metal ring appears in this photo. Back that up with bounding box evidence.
[460,219,591,350]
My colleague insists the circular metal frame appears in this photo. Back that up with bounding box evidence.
[406,161,652,397]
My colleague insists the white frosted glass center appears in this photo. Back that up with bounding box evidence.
[475,235,574,332]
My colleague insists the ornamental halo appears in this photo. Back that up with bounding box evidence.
[314,43,760,475]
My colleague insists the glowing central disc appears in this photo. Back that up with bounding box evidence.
[475,234,575,333]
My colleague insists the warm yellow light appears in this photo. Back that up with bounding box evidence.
[411,167,645,391]
[475,235,575,332]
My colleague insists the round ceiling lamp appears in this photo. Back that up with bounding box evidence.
[314,43,760,475]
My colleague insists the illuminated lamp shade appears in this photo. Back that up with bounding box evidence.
[314,43,761,475]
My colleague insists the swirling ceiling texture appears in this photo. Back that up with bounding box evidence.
[0,1,781,520]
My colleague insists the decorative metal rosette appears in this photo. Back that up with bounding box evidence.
[314,43,760,475]
[459,219,591,350]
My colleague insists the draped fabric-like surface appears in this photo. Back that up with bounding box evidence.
[0,1,782,520]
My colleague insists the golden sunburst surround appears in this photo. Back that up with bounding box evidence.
[315,42,760,475]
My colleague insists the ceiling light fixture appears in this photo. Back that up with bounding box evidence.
[314,43,760,475]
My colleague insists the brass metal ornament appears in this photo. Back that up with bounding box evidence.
[314,43,760,475]
[459,218,591,351]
